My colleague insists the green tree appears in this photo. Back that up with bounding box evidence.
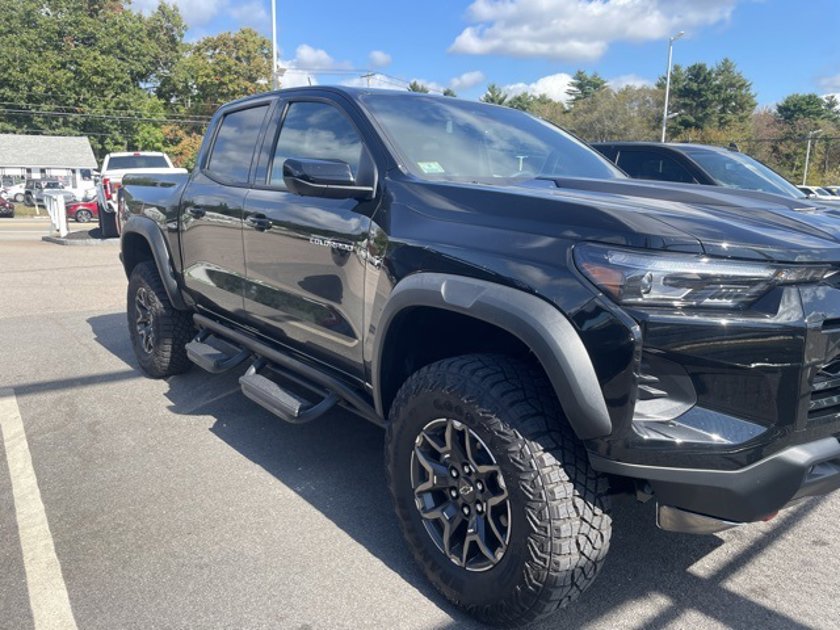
[408,81,430,93]
[481,84,508,105]
[165,28,271,117]
[442,88,457,97]
[0,1,186,157]
[776,93,832,124]
[507,92,535,111]
[712,58,757,128]
[566,70,607,104]
[564,86,661,142]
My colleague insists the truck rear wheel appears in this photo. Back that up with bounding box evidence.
[126,261,192,378]
[385,354,612,626]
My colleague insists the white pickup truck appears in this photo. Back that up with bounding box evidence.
[98,151,187,237]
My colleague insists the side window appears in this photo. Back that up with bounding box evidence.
[206,105,269,185]
[617,150,696,184]
[269,102,363,187]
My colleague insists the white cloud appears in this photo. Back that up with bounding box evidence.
[449,70,486,91]
[228,1,269,30]
[133,0,227,27]
[607,74,654,90]
[450,0,739,61]
[504,73,575,103]
[819,74,840,93]
[368,50,392,68]
[287,44,352,71]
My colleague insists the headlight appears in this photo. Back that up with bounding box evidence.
[574,243,833,309]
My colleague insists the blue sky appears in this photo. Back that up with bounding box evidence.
[143,0,840,106]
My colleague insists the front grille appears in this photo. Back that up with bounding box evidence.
[809,359,840,421]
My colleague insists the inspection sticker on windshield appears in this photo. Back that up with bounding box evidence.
[418,161,445,174]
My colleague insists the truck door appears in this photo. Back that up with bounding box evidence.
[179,100,273,317]
[241,97,377,379]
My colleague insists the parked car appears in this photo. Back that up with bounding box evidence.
[3,182,25,202]
[24,179,77,206]
[118,87,840,626]
[97,151,186,237]
[798,185,837,199]
[592,141,840,207]
[824,185,840,196]
[0,196,14,218]
[66,200,98,223]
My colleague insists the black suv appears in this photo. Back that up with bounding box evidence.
[118,88,840,626]
[592,141,840,205]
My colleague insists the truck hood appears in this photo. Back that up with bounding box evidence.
[401,176,840,264]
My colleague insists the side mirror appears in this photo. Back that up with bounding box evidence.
[283,158,374,200]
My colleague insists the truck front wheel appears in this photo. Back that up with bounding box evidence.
[126,261,192,378]
[385,354,612,626]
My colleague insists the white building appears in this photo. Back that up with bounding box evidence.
[0,134,98,199]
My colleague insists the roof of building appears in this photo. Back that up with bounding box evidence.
[0,134,97,168]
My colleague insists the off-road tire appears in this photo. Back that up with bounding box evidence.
[385,354,612,626]
[127,261,193,378]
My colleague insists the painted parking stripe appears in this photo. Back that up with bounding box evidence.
[0,389,77,630]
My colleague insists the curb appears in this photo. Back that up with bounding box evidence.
[41,235,119,247]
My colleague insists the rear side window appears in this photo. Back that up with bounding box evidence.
[269,102,363,186]
[617,150,696,184]
[207,105,270,185]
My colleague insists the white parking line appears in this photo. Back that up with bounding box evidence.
[0,389,77,630]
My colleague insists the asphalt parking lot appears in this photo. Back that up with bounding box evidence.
[1,218,839,630]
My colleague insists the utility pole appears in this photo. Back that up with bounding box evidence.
[361,73,375,88]
[660,31,685,143]
[271,0,279,90]
[803,129,823,186]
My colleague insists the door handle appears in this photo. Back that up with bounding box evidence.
[187,206,206,218]
[245,214,272,231]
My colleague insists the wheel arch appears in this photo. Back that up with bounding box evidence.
[372,273,612,441]
[121,215,188,310]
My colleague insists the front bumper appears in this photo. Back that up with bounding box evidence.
[591,436,840,525]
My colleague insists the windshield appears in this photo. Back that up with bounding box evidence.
[106,155,170,170]
[683,148,805,198]
[360,93,623,182]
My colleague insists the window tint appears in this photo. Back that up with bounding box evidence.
[685,148,806,198]
[107,155,170,170]
[617,150,696,184]
[270,102,363,186]
[207,105,269,185]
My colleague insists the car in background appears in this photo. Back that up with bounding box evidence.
[799,185,837,200]
[24,179,77,206]
[0,196,14,218]
[824,185,840,196]
[66,200,98,223]
[3,182,25,202]
[592,142,840,207]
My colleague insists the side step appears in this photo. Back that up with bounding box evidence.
[239,363,339,424]
[186,334,251,374]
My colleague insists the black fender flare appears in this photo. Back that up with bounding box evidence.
[121,215,188,311]
[372,273,612,440]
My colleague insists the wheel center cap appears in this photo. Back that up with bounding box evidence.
[458,480,475,502]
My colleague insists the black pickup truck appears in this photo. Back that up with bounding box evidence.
[119,87,840,626]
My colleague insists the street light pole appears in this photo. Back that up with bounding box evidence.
[660,31,685,143]
[271,0,279,90]
[803,129,823,185]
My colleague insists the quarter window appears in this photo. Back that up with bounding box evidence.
[270,102,363,187]
[206,105,270,185]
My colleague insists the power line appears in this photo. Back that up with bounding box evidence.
[0,107,209,125]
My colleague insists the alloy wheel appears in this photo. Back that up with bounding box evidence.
[134,287,154,354]
[410,418,511,572]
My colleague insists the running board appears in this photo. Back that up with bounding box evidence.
[239,364,339,424]
[186,337,251,374]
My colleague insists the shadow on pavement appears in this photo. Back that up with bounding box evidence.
[86,311,821,629]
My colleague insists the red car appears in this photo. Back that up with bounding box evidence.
[66,200,99,223]
[0,196,14,218]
